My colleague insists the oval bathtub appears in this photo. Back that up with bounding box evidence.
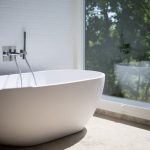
[0,70,105,146]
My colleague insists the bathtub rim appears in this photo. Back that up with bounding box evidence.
[0,69,105,90]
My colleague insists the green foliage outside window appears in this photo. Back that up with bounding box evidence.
[85,0,150,102]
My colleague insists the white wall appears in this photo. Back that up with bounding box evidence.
[0,0,84,75]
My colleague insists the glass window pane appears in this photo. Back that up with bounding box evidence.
[85,0,150,103]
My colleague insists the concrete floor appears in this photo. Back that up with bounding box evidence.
[0,114,150,150]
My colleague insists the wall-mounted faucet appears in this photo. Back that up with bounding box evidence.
[2,32,27,61]
[2,31,37,87]
[3,46,16,61]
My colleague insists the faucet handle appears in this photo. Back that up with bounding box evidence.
[2,46,16,61]
[20,49,27,59]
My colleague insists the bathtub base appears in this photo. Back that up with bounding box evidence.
[0,128,84,146]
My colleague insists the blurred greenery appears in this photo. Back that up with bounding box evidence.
[85,0,150,102]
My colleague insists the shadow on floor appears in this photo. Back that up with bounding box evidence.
[0,128,87,150]
[94,113,150,131]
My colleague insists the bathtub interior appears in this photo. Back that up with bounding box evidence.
[0,70,105,90]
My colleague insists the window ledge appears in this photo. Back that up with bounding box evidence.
[97,95,150,123]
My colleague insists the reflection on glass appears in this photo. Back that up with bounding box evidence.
[85,0,150,102]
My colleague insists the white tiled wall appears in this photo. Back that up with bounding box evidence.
[0,0,84,75]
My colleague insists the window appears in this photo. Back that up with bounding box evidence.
[85,0,150,103]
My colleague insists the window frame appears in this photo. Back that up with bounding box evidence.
[81,0,150,120]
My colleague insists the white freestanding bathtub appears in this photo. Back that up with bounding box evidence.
[0,70,105,146]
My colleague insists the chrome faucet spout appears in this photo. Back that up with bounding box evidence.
[14,57,23,87]
[25,57,37,86]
